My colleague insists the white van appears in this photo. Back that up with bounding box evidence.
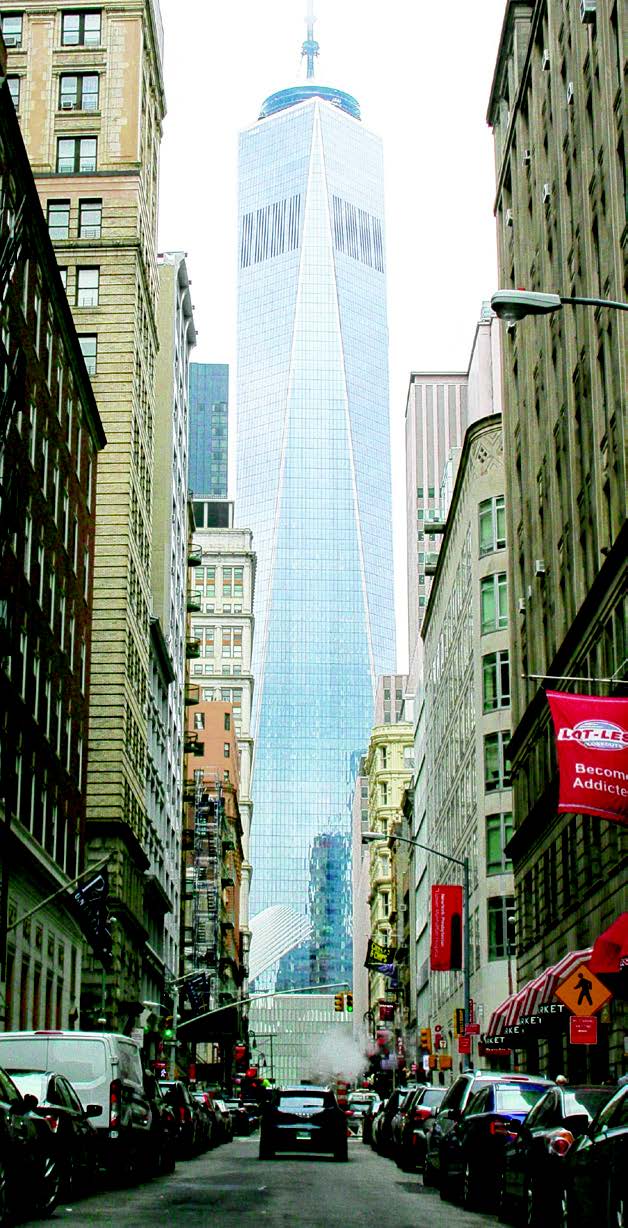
[0,1031,151,1175]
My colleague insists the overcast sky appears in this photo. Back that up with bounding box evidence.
[157,0,506,670]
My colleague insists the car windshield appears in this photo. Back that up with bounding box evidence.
[278,1093,327,1112]
[9,1072,45,1100]
[421,1087,447,1108]
[495,1085,550,1113]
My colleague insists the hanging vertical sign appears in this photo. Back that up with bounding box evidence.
[430,884,463,971]
[546,691,628,824]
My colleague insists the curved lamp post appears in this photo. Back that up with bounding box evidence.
[362,830,471,1071]
[491,288,628,321]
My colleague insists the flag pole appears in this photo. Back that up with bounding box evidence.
[6,854,111,934]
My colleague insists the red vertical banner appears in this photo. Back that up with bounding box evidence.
[430,884,463,971]
[546,691,628,824]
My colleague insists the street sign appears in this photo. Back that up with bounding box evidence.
[458,1035,471,1054]
[569,1016,598,1045]
[555,962,612,1017]
[465,1023,480,1035]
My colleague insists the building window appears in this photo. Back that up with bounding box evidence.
[78,199,102,238]
[482,650,510,711]
[488,896,515,960]
[76,267,99,307]
[223,742,229,758]
[7,76,20,108]
[58,268,67,290]
[480,572,508,633]
[486,812,513,874]
[61,10,101,46]
[380,746,388,769]
[78,334,96,375]
[484,730,511,792]
[59,73,99,111]
[224,713,230,731]
[0,13,23,46]
[56,137,97,174]
[479,495,506,556]
[380,782,388,806]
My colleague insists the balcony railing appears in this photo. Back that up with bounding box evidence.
[424,552,439,575]
[186,638,201,659]
[187,590,202,612]
[188,546,202,567]
[184,684,200,706]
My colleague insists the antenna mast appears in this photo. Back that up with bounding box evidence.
[301,0,319,80]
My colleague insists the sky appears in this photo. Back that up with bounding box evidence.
[157,0,507,671]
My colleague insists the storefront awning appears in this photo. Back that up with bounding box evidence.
[486,947,593,1037]
[589,913,628,975]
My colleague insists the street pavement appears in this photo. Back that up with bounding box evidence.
[29,1135,499,1228]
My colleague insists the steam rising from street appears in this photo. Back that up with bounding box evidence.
[305,1030,369,1084]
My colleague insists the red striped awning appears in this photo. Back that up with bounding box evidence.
[486,947,593,1037]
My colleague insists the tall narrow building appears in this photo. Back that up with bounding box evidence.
[0,0,167,1028]
[188,364,229,500]
[237,17,396,989]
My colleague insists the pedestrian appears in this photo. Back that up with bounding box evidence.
[556,1074,568,1085]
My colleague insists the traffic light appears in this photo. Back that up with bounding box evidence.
[345,993,353,1013]
[162,1016,175,1041]
[334,993,344,1012]
[419,1027,432,1053]
[454,1007,465,1036]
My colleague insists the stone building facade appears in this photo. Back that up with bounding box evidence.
[488,0,627,1078]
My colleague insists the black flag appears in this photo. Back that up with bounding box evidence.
[73,870,113,967]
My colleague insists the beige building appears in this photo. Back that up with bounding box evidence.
[487,0,627,1079]
[1,0,167,1027]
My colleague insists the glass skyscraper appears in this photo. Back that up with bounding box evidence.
[237,54,395,990]
[188,362,229,499]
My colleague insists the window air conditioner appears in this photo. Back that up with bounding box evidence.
[523,149,532,166]
[61,99,75,110]
[535,559,546,576]
[542,182,552,204]
[567,82,574,105]
[3,34,20,46]
[518,598,526,614]
[542,48,550,71]
[505,208,514,227]
[580,0,596,22]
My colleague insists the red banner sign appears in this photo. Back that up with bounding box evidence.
[569,1016,598,1045]
[430,884,463,971]
[547,691,628,824]
[457,1035,471,1054]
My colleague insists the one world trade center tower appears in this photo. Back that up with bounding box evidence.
[237,13,396,992]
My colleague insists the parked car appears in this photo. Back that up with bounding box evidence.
[0,1065,60,1222]
[161,1080,207,1156]
[0,1031,151,1182]
[372,1086,417,1156]
[212,1098,234,1143]
[259,1085,348,1161]
[423,1070,552,1190]
[362,1095,383,1145]
[345,1090,380,1138]
[240,1098,261,1133]
[499,1083,615,1225]
[223,1097,254,1135]
[390,1088,421,1154]
[394,1085,447,1172]
[9,1070,101,1197]
[561,1083,628,1227]
[143,1071,177,1176]
[438,1076,554,1208]
[193,1091,218,1148]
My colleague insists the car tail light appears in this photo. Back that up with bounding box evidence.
[413,1107,433,1122]
[109,1079,121,1129]
[345,1109,354,1116]
[489,1119,518,1139]
[44,1113,60,1134]
[547,1129,574,1157]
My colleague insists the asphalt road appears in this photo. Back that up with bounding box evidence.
[30,1136,499,1228]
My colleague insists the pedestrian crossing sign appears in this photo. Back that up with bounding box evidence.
[555,962,612,1016]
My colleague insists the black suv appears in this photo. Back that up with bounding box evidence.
[423,1070,552,1190]
[0,1065,61,1221]
[259,1085,348,1161]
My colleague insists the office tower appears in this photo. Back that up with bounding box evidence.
[0,41,106,1028]
[488,1,626,1078]
[0,0,166,1028]
[188,364,229,499]
[237,22,396,989]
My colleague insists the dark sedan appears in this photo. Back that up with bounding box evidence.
[161,1079,207,1157]
[143,1072,177,1176]
[562,1083,628,1227]
[259,1085,348,1161]
[372,1086,417,1156]
[439,1077,552,1209]
[499,1083,615,1225]
[0,1065,60,1223]
[394,1085,446,1172]
[10,1069,101,1197]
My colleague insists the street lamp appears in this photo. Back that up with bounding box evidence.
[490,288,628,321]
[362,830,471,1071]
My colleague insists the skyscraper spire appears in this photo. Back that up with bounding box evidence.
[301,0,319,79]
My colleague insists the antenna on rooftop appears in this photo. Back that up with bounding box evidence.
[301,0,319,80]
